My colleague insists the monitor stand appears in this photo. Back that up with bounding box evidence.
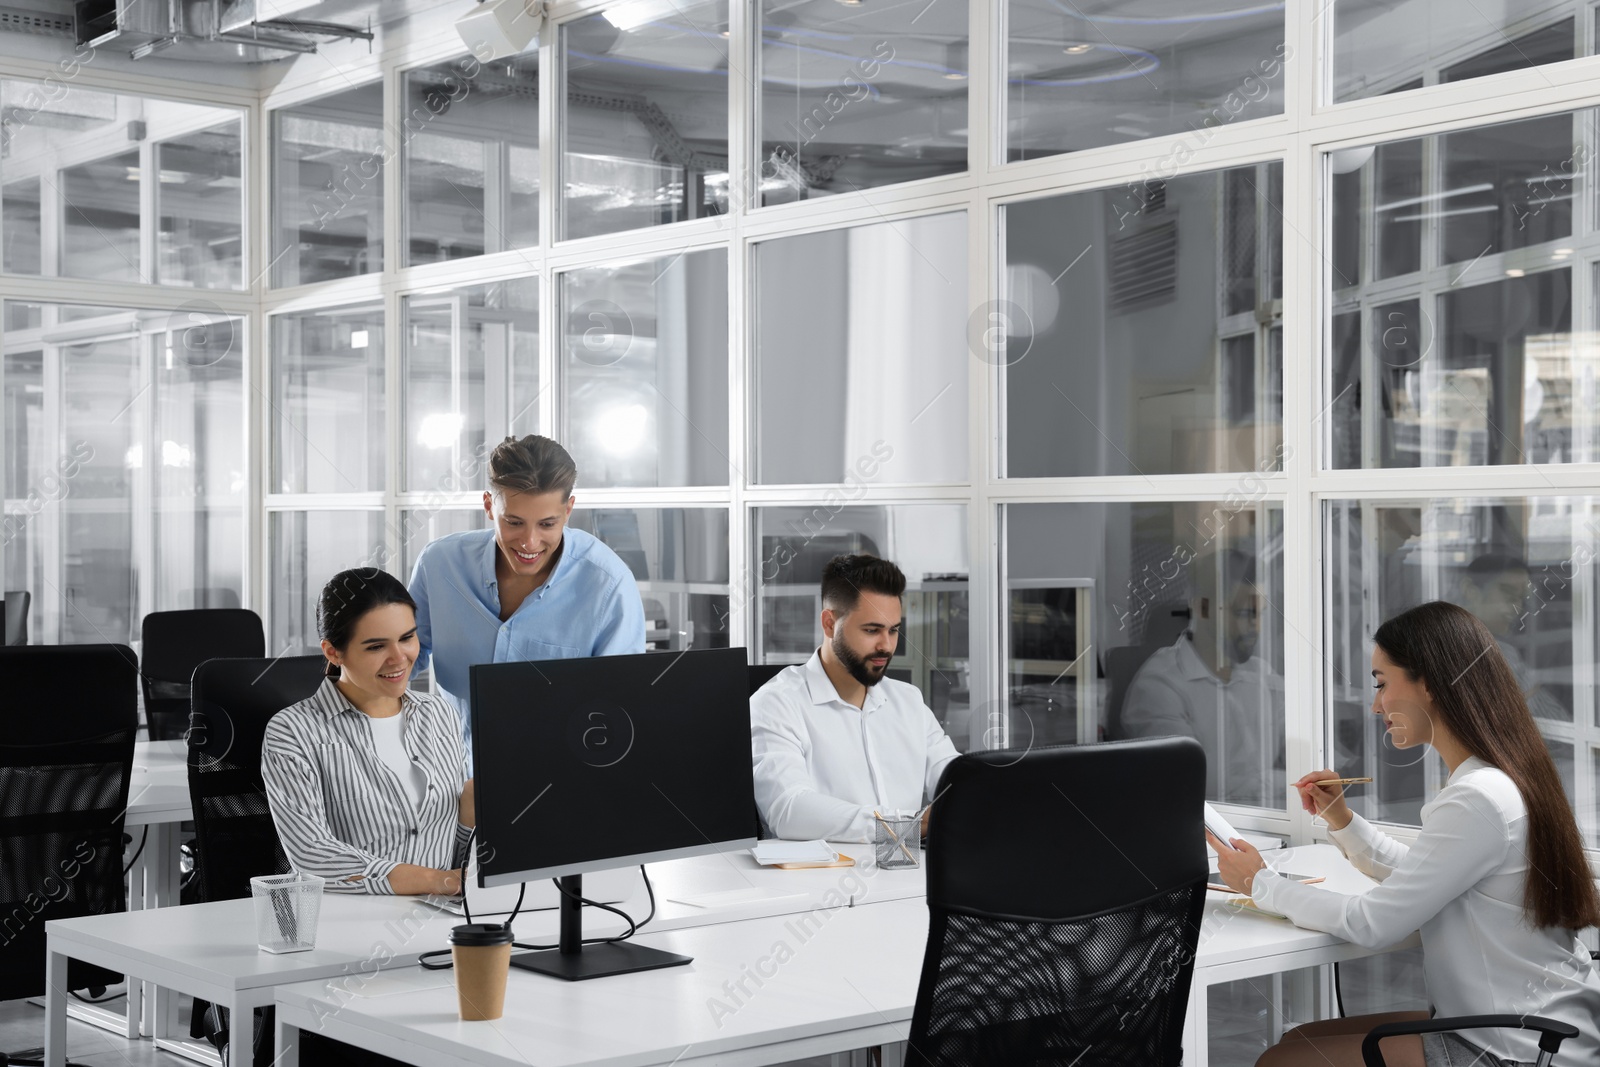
[508,873,691,981]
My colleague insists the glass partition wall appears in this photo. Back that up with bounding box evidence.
[8,2,1600,1055]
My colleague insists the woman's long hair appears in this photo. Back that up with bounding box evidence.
[1374,601,1599,931]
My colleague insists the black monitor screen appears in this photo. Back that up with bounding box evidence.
[471,647,759,886]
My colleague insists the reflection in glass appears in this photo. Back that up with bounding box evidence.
[272,304,385,493]
[401,509,486,590]
[270,510,386,654]
[1006,0,1284,161]
[1332,5,1574,103]
[561,0,729,240]
[570,507,730,653]
[1007,501,1285,808]
[1005,162,1284,477]
[752,504,971,748]
[272,84,384,286]
[1325,497,1594,843]
[757,0,965,205]
[3,179,40,275]
[561,250,728,487]
[62,151,141,283]
[404,54,539,265]
[754,213,966,483]
[403,278,539,492]
[157,123,244,289]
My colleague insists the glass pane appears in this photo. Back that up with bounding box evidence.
[272,84,384,286]
[1326,110,1592,471]
[1005,162,1284,477]
[269,510,386,654]
[1006,500,1286,808]
[1332,7,1574,104]
[752,504,971,749]
[756,0,966,205]
[61,150,141,283]
[1,79,239,286]
[754,213,967,483]
[561,249,728,487]
[153,314,246,611]
[1005,0,1285,161]
[61,335,137,643]
[404,53,539,266]
[1325,498,1595,844]
[400,508,486,588]
[3,179,41,275]
[272,304,385,493]
[403,277,539,493]
[570,507,730,652]
[561,0,730,240]
[157,122,244,289]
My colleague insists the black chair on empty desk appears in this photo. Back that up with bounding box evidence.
[140,608,264,742]
[185,654,326,1067]
[0,644,139,1066]
[907,737,1208,1067]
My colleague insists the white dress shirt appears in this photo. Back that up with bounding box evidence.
[750,651,961,841]
[1253,757,1600,1065]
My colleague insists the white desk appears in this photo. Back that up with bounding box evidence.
[44,848,924,1067]
[263,845,1418,1067]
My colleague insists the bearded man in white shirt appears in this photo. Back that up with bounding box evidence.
[750,554,960,842]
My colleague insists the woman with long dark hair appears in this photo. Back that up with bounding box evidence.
[263,568,474,895]
[1212,601,1600,1067]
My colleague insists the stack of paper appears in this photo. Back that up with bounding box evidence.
[750,840,838,866]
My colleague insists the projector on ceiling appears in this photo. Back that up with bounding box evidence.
[456,0,545,61]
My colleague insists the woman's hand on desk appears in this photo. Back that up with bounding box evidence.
[1294,771,1354,831]
[1206,829,1266,895]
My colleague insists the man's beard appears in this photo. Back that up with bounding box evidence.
[834,633,891,688]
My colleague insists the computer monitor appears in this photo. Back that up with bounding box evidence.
[471,646,759,980]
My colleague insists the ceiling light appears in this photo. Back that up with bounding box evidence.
[350,329,369,349]
[1063,43,1093,54]
[1505,268,1526,278]
[836,0,863,7]
[456,0,544,60]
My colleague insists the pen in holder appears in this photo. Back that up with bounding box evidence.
[251,873,323,953]
[871,810,921,869]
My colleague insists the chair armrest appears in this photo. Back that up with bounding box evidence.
[1361,1015,1579,1067]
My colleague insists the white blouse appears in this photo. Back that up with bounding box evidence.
[1254,757,1600,1065]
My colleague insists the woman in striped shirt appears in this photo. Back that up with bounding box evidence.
[264,568,475,895]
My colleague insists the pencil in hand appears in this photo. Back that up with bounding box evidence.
[1298,777,1372,788]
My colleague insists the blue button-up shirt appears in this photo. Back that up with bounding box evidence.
[408,527,646,755]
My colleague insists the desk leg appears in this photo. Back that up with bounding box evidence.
[1184,982,1209,1067]
[229,996,252,1067]
[45,949,69,1067]
[275,1014,301,1067]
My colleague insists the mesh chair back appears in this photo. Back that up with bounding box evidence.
[186,655,325,902]
[140,608,264,741]
[0,644,138,1000]
[907,738,1208,1067]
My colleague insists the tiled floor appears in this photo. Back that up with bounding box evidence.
[0,986,177,1067]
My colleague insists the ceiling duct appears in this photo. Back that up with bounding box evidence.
[69,0,371,62]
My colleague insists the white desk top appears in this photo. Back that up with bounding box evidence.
[127,739,192,826]
[268,844,1415,1067]
[47,846,924,996]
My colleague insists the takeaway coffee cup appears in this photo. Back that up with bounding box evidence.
[449,923,514,1021]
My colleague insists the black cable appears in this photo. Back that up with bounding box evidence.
[511,865,654,952]
[1333,962,1346,1017]
[70,988,127,1004]
[121,826,148,876]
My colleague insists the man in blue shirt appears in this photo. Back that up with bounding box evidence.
[408,435,646,758]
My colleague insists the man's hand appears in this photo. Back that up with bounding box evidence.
[1206,829,1266,895]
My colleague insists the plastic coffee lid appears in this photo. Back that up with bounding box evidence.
[449,923,513,947]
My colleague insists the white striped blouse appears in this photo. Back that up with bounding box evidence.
[262,677,472,895]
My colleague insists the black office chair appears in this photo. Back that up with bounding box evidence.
[3,589,30,645]
[747,662,787,696]
[186,654,324,1067]
[140,608,264,741]
[906,737,1208,1066]
[0,644,139,1066]
[1102,604,1189,740]
[1362,1017,1578,1067]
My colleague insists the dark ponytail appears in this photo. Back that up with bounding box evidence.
[1374,601,1600,931]
[317,568,416,679]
